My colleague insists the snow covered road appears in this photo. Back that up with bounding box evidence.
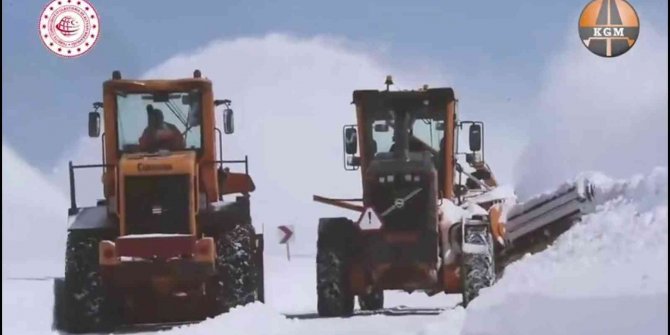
[2,256,466,335]
[2,165,668,335]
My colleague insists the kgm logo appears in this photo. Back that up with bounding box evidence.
[579,0,640,57]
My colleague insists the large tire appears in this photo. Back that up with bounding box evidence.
[358,290,384,311]
[461,223,496,307]
[210,224,259,314]
[62,231,118,333]
[316,218,355,317]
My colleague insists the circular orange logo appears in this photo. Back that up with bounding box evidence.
[39,0,101,58]
[578,0,639,57]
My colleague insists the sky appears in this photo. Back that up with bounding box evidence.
[2,0,668,254]
[3,0,665,170]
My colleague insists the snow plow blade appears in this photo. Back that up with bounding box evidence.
[499,179,597,265]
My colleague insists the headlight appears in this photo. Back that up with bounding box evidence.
[380,174,423,183]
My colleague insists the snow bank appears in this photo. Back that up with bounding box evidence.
[461,167,669,335]
[465,294,667,335]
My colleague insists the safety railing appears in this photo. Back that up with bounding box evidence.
[68,161,114,215]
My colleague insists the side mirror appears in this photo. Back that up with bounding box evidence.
[469,124,482,152]
[88,111,100,138]
[344,127,358,155]
[223,108,234,134]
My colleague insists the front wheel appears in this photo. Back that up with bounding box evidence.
[316,218,355,317]
[62,231,119,333]
[210,224,259,315]
[461,223,496,307]
[358,290,384,311]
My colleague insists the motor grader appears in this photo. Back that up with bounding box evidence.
[55,70,264,333]
[313,76,596,316]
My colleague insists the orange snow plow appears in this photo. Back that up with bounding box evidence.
[313,76,597,316]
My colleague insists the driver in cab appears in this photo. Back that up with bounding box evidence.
[139,104,185,152]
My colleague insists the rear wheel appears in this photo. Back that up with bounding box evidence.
[62,231,118,333]
[461,223,496,307]
[358,290,384,311]
[316,218,355,317]
[210,224,259,314]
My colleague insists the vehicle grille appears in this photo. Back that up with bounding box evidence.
[124,175,191,235]
[370,176,432,230]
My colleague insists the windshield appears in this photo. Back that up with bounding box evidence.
[116,90,202,153]
[368,110,445,157]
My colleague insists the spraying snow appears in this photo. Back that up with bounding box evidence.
[513,24,668,199]
[2,141,68,278]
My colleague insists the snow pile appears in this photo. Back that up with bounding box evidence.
[439,183,517,225]
[440,199,468,224]
[461,167,668,335]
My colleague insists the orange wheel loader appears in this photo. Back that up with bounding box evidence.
[54,70,264,333]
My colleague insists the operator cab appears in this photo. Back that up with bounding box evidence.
[368,109,445,167]
[343,85,454,197]
[86,70,236,157]
[115,90,204,154]
[342,77,492,203]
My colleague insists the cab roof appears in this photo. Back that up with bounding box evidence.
[352,88,456,112]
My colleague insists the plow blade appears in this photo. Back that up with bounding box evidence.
[499,179,597,263]
[52,234,265,334]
